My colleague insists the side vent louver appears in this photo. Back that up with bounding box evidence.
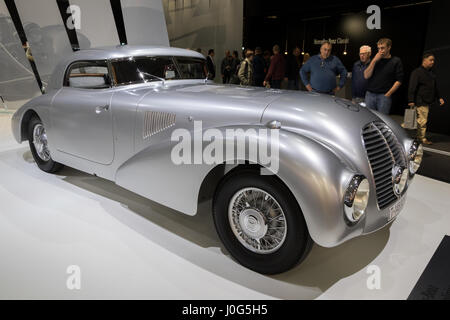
[143,111,176,139]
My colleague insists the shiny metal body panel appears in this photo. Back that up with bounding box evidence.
[11,46,416,248]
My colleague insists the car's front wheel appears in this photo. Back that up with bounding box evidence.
[213,171,313,274]
[28,117,63,173]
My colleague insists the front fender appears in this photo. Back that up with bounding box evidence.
[274,130,364,247]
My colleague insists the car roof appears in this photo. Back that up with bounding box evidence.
[48,45,206,90]
[69,45,205,61]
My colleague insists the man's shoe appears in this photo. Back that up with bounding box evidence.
[421,139,433,145]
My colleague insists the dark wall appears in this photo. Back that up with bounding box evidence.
[424,0,450,136]
[244,1,431,116]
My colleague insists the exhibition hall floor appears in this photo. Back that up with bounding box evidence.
[1,113,449,300]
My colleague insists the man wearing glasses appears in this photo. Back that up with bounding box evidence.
[352,45,372,104]
[300,41,347,95]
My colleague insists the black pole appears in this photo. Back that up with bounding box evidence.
[4,0,45,93]
[56,0,81,51]
[110,0,128,45]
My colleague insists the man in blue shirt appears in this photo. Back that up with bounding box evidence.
[300,41,347,95]
[352,45,372,103]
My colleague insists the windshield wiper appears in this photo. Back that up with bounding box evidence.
[139,71,166,84]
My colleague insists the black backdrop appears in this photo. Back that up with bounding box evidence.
[425,0,450,136]
[244,1,446,124]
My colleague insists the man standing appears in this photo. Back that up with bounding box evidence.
[238,49,254,86]
[352,45,372,103]
[408,52,446,145]
[364,38,403,114]
[263,45,286,89]
[285,47,302,90]
[221,50,234,84]
[300,41,347,95]
[206,49,216,80]
[252,47,266,87]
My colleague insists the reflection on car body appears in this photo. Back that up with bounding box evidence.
[11,45,423,274]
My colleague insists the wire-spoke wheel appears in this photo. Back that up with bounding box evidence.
[228,188,287,255]
[213,170,313,275]
[32,123,51,162]
[28,117,63,173]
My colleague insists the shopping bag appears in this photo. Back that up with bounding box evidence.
[403,106,417,130]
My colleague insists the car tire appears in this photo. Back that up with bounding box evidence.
[213,170,313,275]
[28,117,63,173]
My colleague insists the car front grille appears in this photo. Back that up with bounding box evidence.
[362,122,407,210]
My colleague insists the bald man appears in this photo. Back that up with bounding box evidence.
[352,45,372,103]
[300,41,347,95]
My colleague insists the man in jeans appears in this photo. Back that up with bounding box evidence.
[408,52,445,145]
[364,38,404,114]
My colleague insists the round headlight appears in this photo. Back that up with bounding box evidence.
[409,142,423,175]
[344,176,370,223]
[393,166,408,195]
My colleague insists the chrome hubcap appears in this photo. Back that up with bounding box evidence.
[228,188,287,254]
[239,209,268,240]
[33,124,51,162]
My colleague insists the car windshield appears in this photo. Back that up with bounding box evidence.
[111,56,207,85]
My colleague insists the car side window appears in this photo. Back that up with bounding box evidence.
[65,61,111,89]
[175,58,207,79]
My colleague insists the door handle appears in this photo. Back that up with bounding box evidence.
[95,105,110,114]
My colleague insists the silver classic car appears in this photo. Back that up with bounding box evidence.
[11,45,423,274]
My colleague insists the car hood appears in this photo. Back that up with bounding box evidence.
[133,82,397,172]
[136,82,286,128]
[261,91,384,171]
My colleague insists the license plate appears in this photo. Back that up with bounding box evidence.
[388,196,406,221]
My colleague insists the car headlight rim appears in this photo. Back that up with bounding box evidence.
[393,166,408,196]
[409,141,423,175]
[344,176,370,223]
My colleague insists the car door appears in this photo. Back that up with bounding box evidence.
[51,60,115,165]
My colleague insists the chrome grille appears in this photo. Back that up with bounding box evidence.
[143,111,176,139]
[362,122,407,210]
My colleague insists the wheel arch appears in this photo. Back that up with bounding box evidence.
[199,162,302,212]
[197,129,361,248]
[20,109,41,142]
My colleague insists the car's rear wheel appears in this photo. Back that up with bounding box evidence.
[28,117,63,173]
[213,170,313,274]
